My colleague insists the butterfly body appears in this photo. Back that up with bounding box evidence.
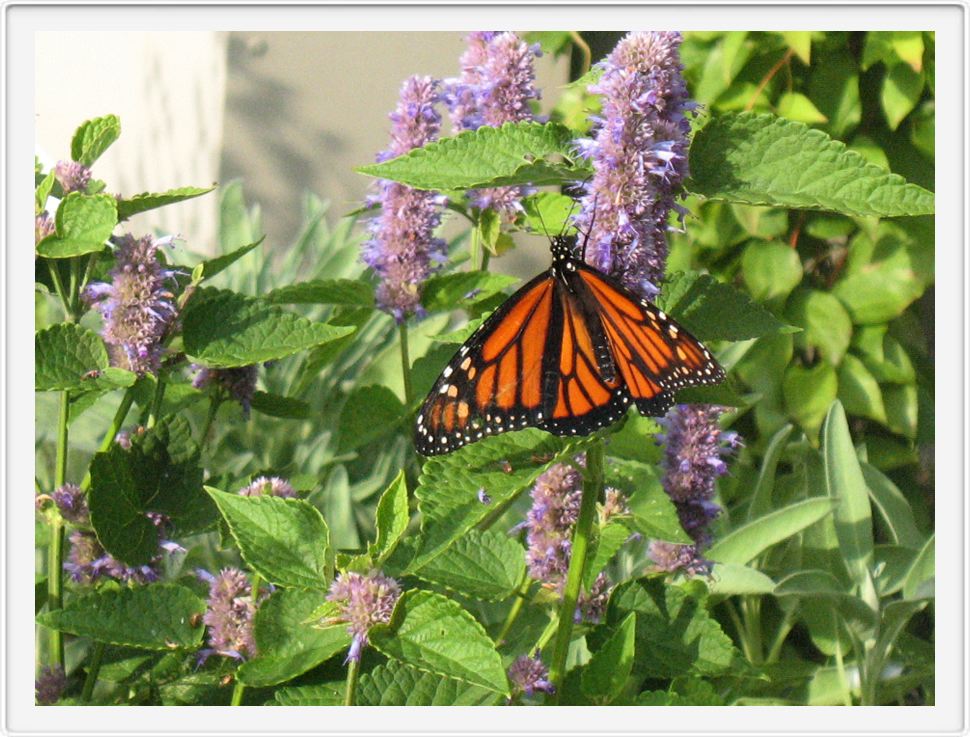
[415,236,724,456]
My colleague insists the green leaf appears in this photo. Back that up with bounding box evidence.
[780,31,812,64]
[861,462,922,548]
[688,112,933,217]
[88,450,161,566]
[707,497,838,565]
[707,563,776,596]
[522,192,579,236]
[356,660,501,706]
[584,522,635,589]
[891,31,925,72]
[356,121,587,191]
[747,423,794,521]
[411,429,587,570]
[237,589,350,687]
[37,584,204,650]
[371,471,410,563]
[431,312,490,344]
[414,529,525,601]
[198,240,262,281]
[35,323,108,391]
[862,32,894,71]
[822,401,875,598]
[730,204,789,240]
[881,63,924,131]
[838,355,886,423]
[787,289,852,365]
[182,288,356,368]
[611,460,691,544]
[249,391,310,420]
[783,362,838,436]
[36,171,55,212]
[337,385,406,453]
[607,578,738,678]
[883,383,918,439]
[36,193,118,258]
[581,612,636,702]
[808,49,860,138]
[116,186,215,220]
[774,570,878,635]
[741,241,803,302]
[265,278,375,308]
[902,533,934,600]
[776,92,827,124]
[369,590,509,694]
[71,114,121,166]
[421,271,519,313]
[658,271,795,342]
[207,488,331,589]
[273,683,344,706]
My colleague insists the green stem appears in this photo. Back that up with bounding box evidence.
[741,595,764,665]
[47,262,72,319]
[343,656,361,706]
[569,31,593,76]
[533,615,559,654]
[199,396,223,450]
[832,611,853,706]
[230,679,246,706]
[469,222,480,274]
[724,599,756,664]
[766,611,795,664]
[547,440,603,696]
[80,388,135,493]
[481,250,491,272]
[68,258,81,318]
[48,389,71,668]
[146,376,167,430]
[398,322,413,408]
[80,642,105,703]
[496,578,532,646]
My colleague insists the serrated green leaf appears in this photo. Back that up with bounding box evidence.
[237,589,350,687]
[207,488,331,589]
[337,385,406,453]
[741,241,803,303]
[37,584,204,649]
[369,590,509,694]
[421,271,519,313]
[414,529,525,601]
[881,63,924,131]
[357,660,501,705]
[610,460,690,544]
[273,683,345,706]
[265,278,375,308]
[787,289,852,365]
[116,186,215,220]
[607,578,738,678]
[36,193,117,258]
[35,323,108,391]
[71,114,121,166]
[658,270,794,342]
[412,429,588,570]
[249,391,310,419]
[182,288,356,368]
[88,448,160,566]
[707,563,776,596]
[688,112,933,217]
[581,612,636,702]
[707,497,838,565]
[371,471,410,563]
[356,121,585,191]
[584,522,634,589]
[198,239,262,281]
[822,401,875,600]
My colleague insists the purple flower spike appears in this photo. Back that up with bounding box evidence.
[54,160,92,194]
[52,483,89,524]
[84,234,178,375]
[326,570,401,662]
[575,31,693,294]
[238,475,298,499]
[362,75,447,322]
[508,653,556,696]
[445,31,542,218]
[202,568,258,661]
[35,212,55,245]
[192,364,258,419]
[524,463,582,588]
[35,665,67,705]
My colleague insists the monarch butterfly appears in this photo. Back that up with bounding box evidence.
[414,231,724,456]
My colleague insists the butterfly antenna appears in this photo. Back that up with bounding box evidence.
[581,192,599,262]
[534,201,552,239]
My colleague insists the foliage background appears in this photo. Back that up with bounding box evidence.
[34,30,935,707]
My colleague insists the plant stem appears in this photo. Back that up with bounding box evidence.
[47,389,71,668]
[80,642,105,703]
[741,595,764,664]
[343,656,361,706]
[80,388,135,493]
[68,258,81,318]
[766,611,795,664]
[47,261,73,319]
[398,322,413,408]
[547,440,603,696]
[724,599,755,664]
[569,31,593,76]
[199,396,223,450]
[832,611,853,706]
[146,376,167,429]
[230,679,246,706]
[496,578,532,646]
[481,250,491,272]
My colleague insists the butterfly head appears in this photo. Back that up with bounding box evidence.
[550,235,576,263]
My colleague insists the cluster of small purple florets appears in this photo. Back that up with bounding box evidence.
[84,233,178,374]
[649,404,741,575]
[444,31,542,217]
[192,364,259,419]
[507,652,555,697]
[238,475,298,499]
[575,31,693,297]
[197,567,260,662]
[35,665,67,705]
[326,570,402,662]
[362,75,448,322]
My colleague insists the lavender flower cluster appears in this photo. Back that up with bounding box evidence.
[575,31,693,297]
[238,475,298,499]
[444,31,542,217]
[84,233,178,374]
[326,570,401,662]
[362,75,447,322]
[193,365,259,419]
[35,665,67,705]
[507,652,555,697]
[198,568,259,662]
